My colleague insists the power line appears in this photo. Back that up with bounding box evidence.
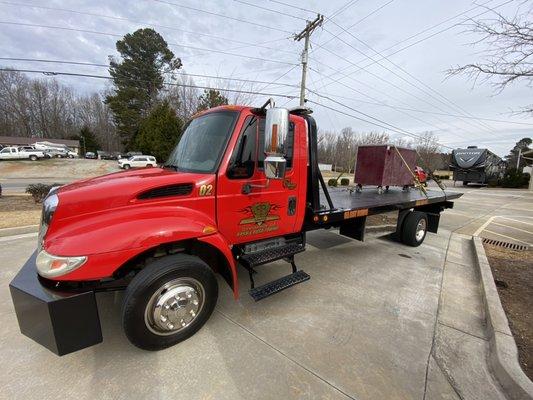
[152,0,292,34]
[0,21,298,66]
[306,97,454,150]
[313,44,474,135]
[256,65,300,92]
[335,24,500,134]
[0,57,301,88]
[319,24,498,135]
[311,1,514,135]
[0,68,298,99]
[307,88,533,127]
[313,0,396,52]
[307,70,463,138]
[232,0,307,21]
[0,0,295,55]
[308,67,476,141]
[328,0,362,21]
[267,0,319,15]
[317,0,505,88]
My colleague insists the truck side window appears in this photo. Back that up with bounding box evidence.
[227,116,258,179]
[258,120,294,169]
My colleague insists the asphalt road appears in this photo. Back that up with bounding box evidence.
[0,186,531,399]
[0,178,73,193]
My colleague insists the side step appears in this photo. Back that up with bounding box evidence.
[249,270,310,301]
[240,243,305,268]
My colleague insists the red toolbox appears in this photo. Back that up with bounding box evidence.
[354,145,416,188]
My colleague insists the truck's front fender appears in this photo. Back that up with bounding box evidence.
[198,233,239,299]
[46,205,226,280]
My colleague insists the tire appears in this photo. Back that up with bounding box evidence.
[29,155,37,161]
[400,211,428,247]
[462,181,469,186]
[123,164,131,169]
[121,254,218,351]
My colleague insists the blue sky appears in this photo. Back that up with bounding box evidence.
[0,0,532,156]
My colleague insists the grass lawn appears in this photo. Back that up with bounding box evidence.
[484,244,533,380]
[0,195,41,229]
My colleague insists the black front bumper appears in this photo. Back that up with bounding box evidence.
[9,252,103,356]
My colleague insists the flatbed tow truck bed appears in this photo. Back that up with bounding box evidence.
[305,185,461,230]
[322,187,460,211]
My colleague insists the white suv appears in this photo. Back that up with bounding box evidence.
[118,155,157,169]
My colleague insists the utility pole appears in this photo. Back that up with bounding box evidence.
[516,148,522,169]
[294,14,324,107]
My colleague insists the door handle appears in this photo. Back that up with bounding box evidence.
[242,183,252,195]
[241,181,270,194]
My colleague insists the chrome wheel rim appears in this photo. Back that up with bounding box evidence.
[416,219,427,242]
[144,278,205,336]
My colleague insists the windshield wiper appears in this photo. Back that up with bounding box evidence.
[163,164,179,171]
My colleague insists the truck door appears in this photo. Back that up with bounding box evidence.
[216,114,301,244]
[0,148,11,159]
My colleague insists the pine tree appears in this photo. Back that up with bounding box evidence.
[71,126,100,155]
[105,28,181,150]
[505,138,532,169]
[135,101,183,162]
[197,89,228,112]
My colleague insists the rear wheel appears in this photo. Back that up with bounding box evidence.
[121,254,218,351]
[400,211,428,247]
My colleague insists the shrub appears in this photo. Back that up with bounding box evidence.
[26,183,61,203]
[487,178,499,187]
[501,168,530,188]
[327,178,338,187]
[340,178,350,186]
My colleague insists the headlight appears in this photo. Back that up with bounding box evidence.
[36,250,87,278]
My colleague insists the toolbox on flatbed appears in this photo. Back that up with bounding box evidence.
[355,145,417,188]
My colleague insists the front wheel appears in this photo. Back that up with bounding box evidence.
[29,155,38,161]
[400,211,428,247]
[123,164,131,169]
[121,254,218,351]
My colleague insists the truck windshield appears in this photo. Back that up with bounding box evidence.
[165,111,238,173]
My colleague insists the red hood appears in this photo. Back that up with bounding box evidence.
[54,167,208,220]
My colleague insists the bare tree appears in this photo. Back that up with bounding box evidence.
[0,69,120,150]
[416,132,442,172]
[165,73,200,121]
[447,4,533,113]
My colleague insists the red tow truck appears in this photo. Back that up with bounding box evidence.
[10,101,461,355]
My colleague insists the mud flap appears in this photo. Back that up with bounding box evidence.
[9,252,102,356]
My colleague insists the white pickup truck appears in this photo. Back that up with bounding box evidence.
[0,146,45,161]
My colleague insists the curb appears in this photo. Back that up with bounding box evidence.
[0,225,39,238]
[472,236,533,400]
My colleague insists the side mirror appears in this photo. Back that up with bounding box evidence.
[264,107,289,180]
[264,155,287,179]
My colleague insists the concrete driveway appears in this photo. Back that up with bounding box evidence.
[1,185,531,399]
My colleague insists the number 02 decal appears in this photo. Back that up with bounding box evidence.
[199,184,213,196]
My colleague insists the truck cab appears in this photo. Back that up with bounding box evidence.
[9,103,460,355]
